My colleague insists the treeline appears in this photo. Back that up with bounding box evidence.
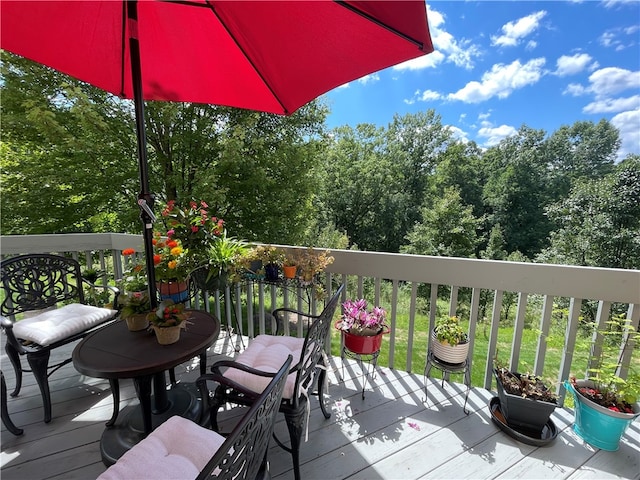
[2,52,639,270]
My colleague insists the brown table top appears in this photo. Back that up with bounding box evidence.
[72,310,220,379]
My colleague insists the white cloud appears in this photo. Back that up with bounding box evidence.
[583,94,640,114]
[554,53,593,77]
[611,109,640,159]
[446,125,469,143]
[564,83,588,96]
[403,89,441,105]
[477,122,518,147]
[600,23,640,50]
[395,5,480,71]
[394,50,445,71]
[563,67,639,98]
[420,90,441,101]
[491,11,547,47]
[603,0,639,8]
[448,58,546,103]
[358,73,380,85]
[624,25,640,35]
[588,67,640,98]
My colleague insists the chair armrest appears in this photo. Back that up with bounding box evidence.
[81,279,121,310]
[0,315,28,354]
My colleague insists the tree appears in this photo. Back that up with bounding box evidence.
[385,110,453,250]
[1,52,329,244]
[401,187,483,258]
[1,51,140,234]
[482,126,553,258]
[539,155,640,269]
[321,124,407,252]
[545,120,619,198]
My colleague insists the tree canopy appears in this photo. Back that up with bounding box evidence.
[2,51,638,270]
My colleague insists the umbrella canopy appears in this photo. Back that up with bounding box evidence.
[1,1,433,114]
[1,0,434,307]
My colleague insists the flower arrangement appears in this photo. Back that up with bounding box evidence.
[120,291,151,318]
[338,299,387,336]
[434,315,469,346]
[148,300,190,328]
[160,200,224,265]
[152,233,190,282]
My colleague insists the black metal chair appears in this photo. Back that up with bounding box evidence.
[0,254,119,423]
[1,370,23,435]
[208,283,344,480]
[97,355,293,480]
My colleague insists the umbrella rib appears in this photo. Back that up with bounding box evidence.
[165,0,290,114]
[335,0,427,51]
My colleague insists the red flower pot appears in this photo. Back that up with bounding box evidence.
[340,326,390,355]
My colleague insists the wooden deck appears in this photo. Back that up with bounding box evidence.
[2,331,639,480]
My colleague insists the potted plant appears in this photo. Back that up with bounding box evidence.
[120,291,152,331]
[294,247,334,282]
[147,299,190,345]
[493,363,558,433]
[336,299,389,355]
[431,315,469,364]
[159,199,225,268]
[152,233,191,302]
[564,313,640,451]
[282,252,298,280]
[255,245,285,282]
[192,231,247,291]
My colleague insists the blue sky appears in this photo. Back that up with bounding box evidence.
[322,0,640,161]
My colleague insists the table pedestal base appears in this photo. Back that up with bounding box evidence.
[101,383,203,466]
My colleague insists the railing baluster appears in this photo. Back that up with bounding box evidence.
[510,292,529,371]
[534,294,555,376]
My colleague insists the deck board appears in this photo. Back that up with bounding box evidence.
[2,333,639,480]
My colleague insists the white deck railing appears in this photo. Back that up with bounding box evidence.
[2,233,639,404]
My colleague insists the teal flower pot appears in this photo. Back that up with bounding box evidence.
[565,380,639,451]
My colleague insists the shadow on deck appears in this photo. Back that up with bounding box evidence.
[1,333,639,480]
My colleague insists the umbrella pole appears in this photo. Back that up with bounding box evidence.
[128,0,158,310]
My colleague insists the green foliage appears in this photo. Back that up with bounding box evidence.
[2,51,636,274]
[433,315,469,345]
[585,314,640,406]
[540,157,640,269]
[401,187,483,258]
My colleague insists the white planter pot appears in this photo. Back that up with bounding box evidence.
[431,331,469,364]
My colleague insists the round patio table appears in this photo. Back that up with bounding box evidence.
[72,309,220,466]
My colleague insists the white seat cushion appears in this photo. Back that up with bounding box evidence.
[12,303,116,346]
[225,334,303,399]
[97,415,224,480]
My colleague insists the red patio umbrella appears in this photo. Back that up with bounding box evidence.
[1,0,434,307]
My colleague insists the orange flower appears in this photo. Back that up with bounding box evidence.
[167,240,178,248]
[153,254,162,265]
[168,260,177,269]
[122,248,135,255]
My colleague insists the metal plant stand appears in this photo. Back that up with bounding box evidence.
[341,345,381,399]
[424,351,471,415]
